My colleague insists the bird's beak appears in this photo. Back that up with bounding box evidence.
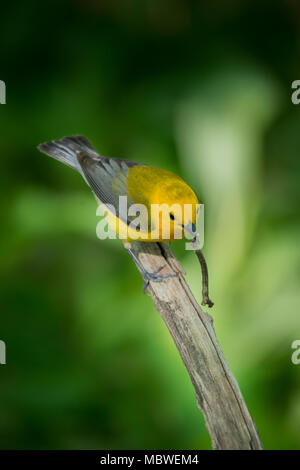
[184,222,197,238]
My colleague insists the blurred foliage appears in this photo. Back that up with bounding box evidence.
[0,0,300,450]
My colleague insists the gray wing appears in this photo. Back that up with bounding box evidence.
[77,151,140,226]
[38,135,145,229]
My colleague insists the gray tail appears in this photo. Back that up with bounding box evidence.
[37,135,98,172]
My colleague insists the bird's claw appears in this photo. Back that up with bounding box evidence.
[142,266,176,293]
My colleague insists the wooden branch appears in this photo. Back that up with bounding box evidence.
[129,240,263,450]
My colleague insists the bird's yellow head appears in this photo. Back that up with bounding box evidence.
[151,180,200,241]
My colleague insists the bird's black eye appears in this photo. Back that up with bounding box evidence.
[169,212,175,220]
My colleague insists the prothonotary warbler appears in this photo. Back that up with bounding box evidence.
[38,136,213,307]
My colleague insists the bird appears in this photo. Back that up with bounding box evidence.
[38,135,213,307]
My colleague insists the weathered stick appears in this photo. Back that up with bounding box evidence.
[129,240,263,450]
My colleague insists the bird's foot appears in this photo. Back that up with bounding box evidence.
[142,266,176,293]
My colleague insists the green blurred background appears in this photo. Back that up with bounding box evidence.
[0,0,300,450]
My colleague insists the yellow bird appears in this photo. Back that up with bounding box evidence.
[38,136,213,307]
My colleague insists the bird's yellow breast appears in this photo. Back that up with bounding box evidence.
[106,165,199,243]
